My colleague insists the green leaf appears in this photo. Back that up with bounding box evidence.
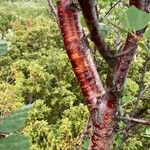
[138,42,150,54]
[114,133,122,149]
[80,16,87,28]
[99,23,110,38]
[0,105,32,133]
[144,29,150,40]
[120,6,150,31]
[0,40,8,56]
[146,128,150,135]
[122,95,131,103]
[82,138,90,150]
[0,133,30,150]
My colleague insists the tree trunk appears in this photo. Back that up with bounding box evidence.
[57,1,105,111]
[57,0,150,149]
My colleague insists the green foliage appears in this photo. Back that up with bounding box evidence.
[24,101,88,150]
[81,139,90,150]
[114,133,122,149]
[0,105,32,133]
[120,6,150,31]
[122,78,139,104]
[146,128,150,137]
[0,0,149,150]
[24,120,50,150]
[124,137,143,150]
[46,104,88,150]
[0,82,24,117]
[138,42,150,54]
[0,40,8,56]
[0,105,31,150]
[0,133,30,150]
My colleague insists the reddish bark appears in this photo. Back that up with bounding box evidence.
[57,1,116,149]
[57,1,105,113]
[56,0,150,149]
[78,0,112,65]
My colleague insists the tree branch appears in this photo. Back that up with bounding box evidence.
[47,0,59,23]
[100,0,122,22]
[121,92,150,108]
[111,0,150,94]
[118,107,148,149]
[78,0,112,65]
[120,117,150,125]
[77,117,91,150]
[57,0,105,111]
[137,56,150,98]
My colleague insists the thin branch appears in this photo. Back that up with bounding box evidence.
[141,95,150,100]
[47,0,59,23]
[113,48,132,58]
[78,0,112,65]
[137,56,150,98]
[100,0,122,22]
[121,84,150,108]
[119,107,148,147]
[77,117,91,150]
[108,0,148,101]
[130,57,150,115]
[0,132,12,138]
[120,117,150,125]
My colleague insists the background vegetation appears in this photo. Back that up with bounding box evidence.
[0,0,149,149]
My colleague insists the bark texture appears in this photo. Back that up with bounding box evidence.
[57,0,150,149]
[57,0,105,113]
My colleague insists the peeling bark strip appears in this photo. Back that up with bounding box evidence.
[57,0,105,112]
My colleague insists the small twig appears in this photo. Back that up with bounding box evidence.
[137,56,150,98]
[106,19,128,33]
[130,57,150,115]
[47,0,59,23]
[141,95,150,100]
[77,117,91,150]
[121,84,150,108]
[100,0,122,22]
[140,83,150,97]
[120,117,150,125]
[113,48,131,58]
[120,107,148,146]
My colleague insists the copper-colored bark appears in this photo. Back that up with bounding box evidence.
[57,1,105,113]
[58,1,117,150]
[56,0,150,149]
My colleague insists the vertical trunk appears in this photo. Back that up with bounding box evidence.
[89,91,117,150]
[57,1,117,149]
[57,0,149,149]
[57,1,105,112]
